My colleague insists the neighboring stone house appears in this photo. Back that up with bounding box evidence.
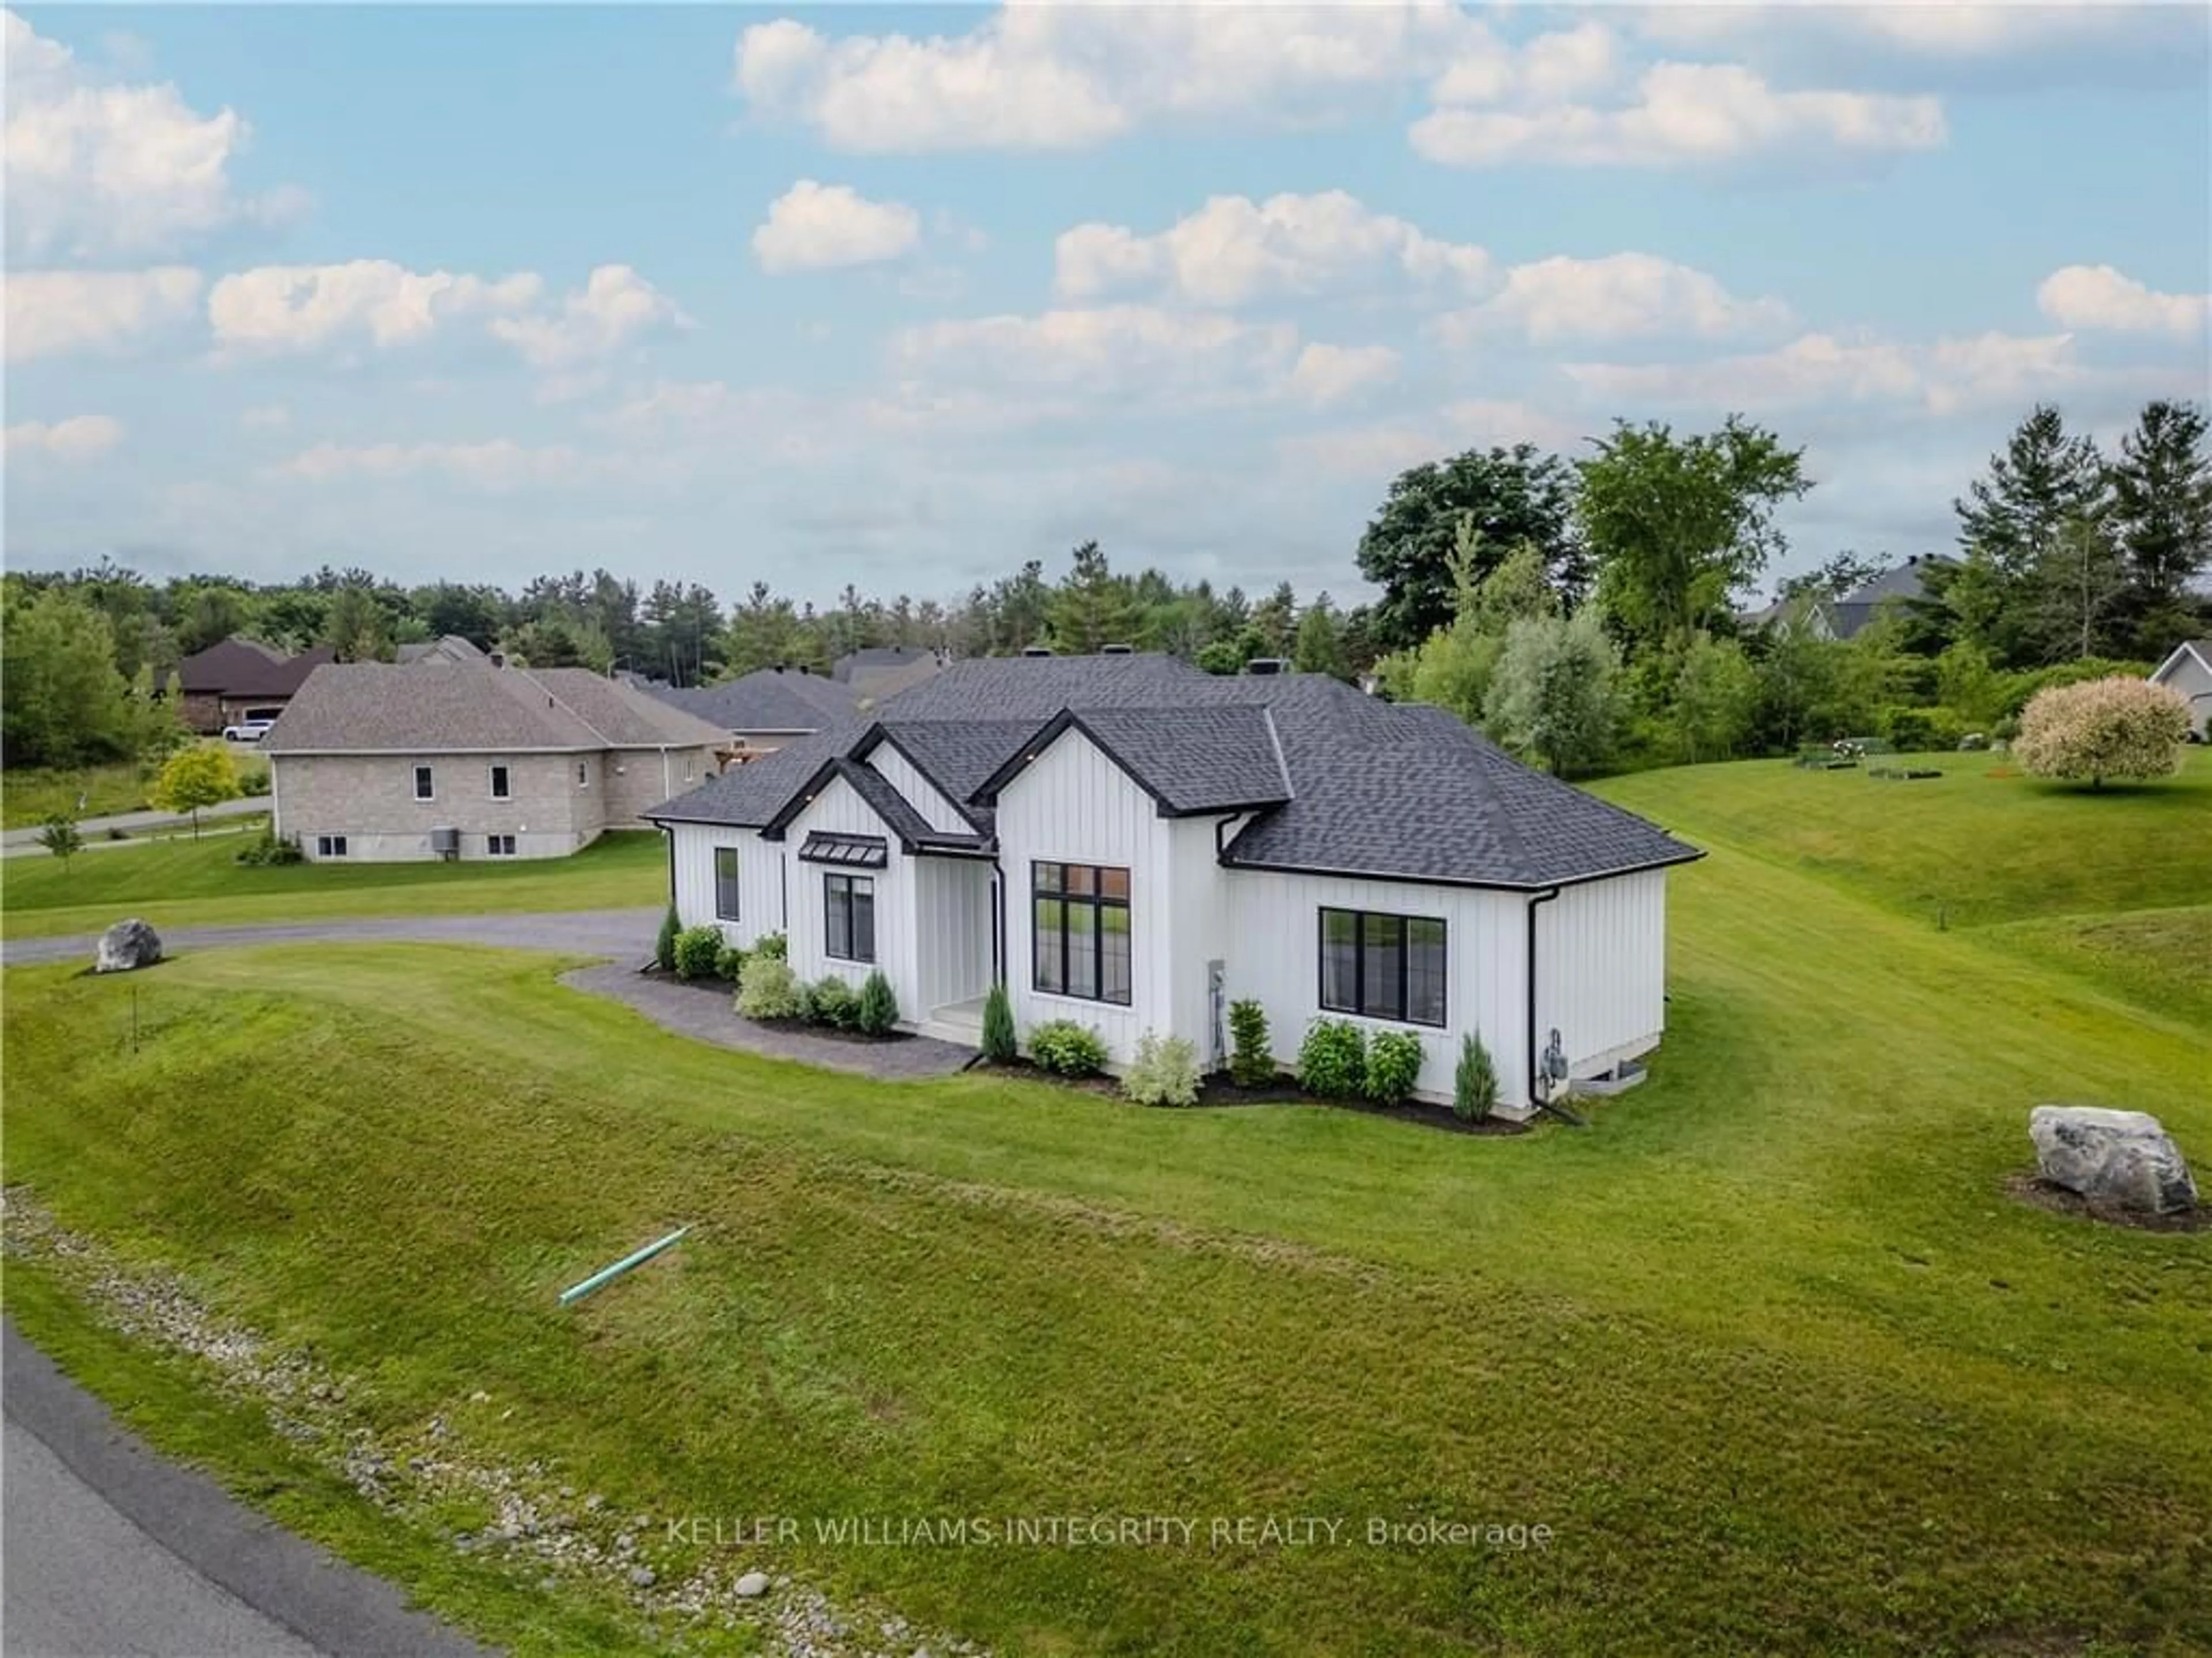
[262,659,726,862]
[176,637,336,734]
[638,666,863,755]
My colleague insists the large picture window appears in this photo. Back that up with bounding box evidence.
[824,872,874,963]
[714,847,740,921]
[1033,862,1131,1006]
[1319,907,1446,1027]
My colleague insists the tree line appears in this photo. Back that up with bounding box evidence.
[3,397,2203,779]
[1359,399,2207,773]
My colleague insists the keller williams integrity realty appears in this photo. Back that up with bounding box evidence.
[664,1515,1556,1550]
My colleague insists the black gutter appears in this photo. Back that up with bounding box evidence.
[1222,849,1704,894]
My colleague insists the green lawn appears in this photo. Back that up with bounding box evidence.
[7,756,2212,1655]
[0,828,664,939]
[2,743,273,829]
[1597,745,2212,928]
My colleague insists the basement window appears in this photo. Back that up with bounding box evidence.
[487,834,516,857]
[316,834,349,859]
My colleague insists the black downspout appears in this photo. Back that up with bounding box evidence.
[660,825,676,908]
[779,848,789,933]
[1524,887,1584,1126]
[989,854,1006,987]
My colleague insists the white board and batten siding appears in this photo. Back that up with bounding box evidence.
[868,746,971,834]
[1222,870,1529,1105]
[1535,869,1667,1079]
[913,856,994,1014]
[668,822,785,947]
[782,773,918,1006]
[991,726,1177,1064]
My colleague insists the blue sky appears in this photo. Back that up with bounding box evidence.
[6,3,2209,609]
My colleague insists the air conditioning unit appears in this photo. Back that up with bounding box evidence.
[430,827,461,859]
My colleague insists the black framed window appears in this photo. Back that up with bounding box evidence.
[489,764,510,799]
[487,834,516,857]
[1319,907,1445,1026]
[714,847,740,921]
[1032,862,1131,1006]
[316,834,348,858]
[824,872,874,963]
[413,765,434,801]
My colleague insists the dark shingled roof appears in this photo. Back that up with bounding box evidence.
[642,668,861,735]
[178,637,335,697]
[647,654,1698,889]
[978,705,1290,815]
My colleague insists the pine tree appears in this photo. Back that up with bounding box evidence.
[1043,542,1142,654]
[2104,400,2211,657]
[1953,404,2107,665]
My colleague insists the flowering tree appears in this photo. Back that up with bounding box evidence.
[2013,676,2190,788]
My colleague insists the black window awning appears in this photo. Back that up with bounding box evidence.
[798,830,889,868]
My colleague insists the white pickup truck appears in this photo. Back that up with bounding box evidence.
[221,719,276,742]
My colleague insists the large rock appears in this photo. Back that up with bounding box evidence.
[94,917,164,974]
[2030,1106,2197,1215]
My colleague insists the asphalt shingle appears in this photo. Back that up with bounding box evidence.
[262,662,724,754]
[646,654,1698,888]
[641,669,861,735]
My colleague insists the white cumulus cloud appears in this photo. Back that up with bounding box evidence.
[208,261,545,354]
[2,9,301,259]
[1563,330,2082,417]
[2036,264,2209,335]
[1287,343,1402,407]
[4,266,204,362]
[752,180,922,274]
[734,3,1475,152]
[3,413,126,461]
[1434,252,1794,344]
[1055,191,1490,306]
[487,265,691,371]
[1411,60,1946,168]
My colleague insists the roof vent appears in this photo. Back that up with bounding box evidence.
[1021,645,1054,658]
[1245,657,1286,676]
[1100,643,1134,655]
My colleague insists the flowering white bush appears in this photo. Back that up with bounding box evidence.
[2013,677,2190,787]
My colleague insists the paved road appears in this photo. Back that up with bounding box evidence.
[0,908,660,969]
[3,1319,494,1658]
[2,795,268,851]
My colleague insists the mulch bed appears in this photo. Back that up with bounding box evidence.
[2003,1173,2207,1234]
[637,967,915,1045]
[968,1060,1528,1135]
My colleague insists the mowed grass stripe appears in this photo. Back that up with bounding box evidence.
[0,828,664,939]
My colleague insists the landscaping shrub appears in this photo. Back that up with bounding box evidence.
[672,925,724,981]
[1228,998,1276,1087]
[806,975,861,1030]
[233,825,301,866]
[753,931,788,961]
[1455,1031,1499,1122]
[1123,1031,1199,1106]
[716,943,749,985]
[1878,705,1963,754]
[2014,677,2191,788]
[856,970,900,1035]
[1029,1019,1108,1077]
[734,957,804,1020]
[1365,1030,1425,1106]
[654,904,680,973]
[980,981,1018,1064]
[1297,1018,1366,1099]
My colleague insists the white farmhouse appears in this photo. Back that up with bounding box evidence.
[647,652,1701,1111]
[2148,639,2212,739]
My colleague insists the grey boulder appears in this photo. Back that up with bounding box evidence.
[94,917,164,974]
[2030,1106,2197,1215]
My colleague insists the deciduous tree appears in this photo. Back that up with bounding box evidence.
[151,744,241,837]
[2013,677,2191,788]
